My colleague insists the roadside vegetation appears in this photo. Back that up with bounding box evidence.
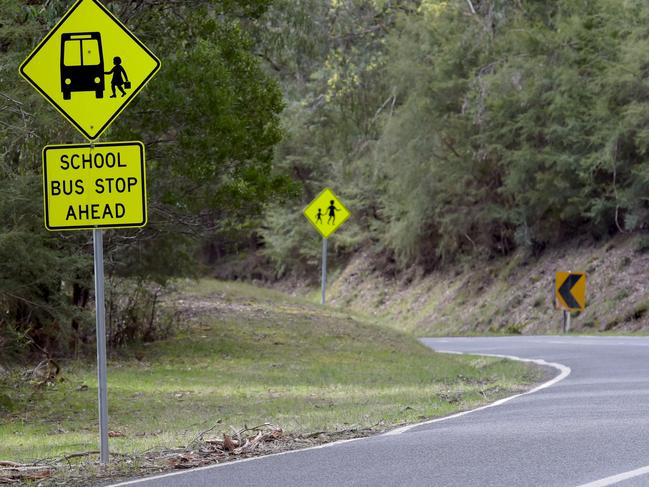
[0,280,543,484]
[328,233,649,336]
[4,0,648,479]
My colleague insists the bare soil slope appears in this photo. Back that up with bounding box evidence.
[328,234,649,335]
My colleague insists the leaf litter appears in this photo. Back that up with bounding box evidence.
[8,422,382,486]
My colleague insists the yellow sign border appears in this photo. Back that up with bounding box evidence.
[303,187,351,239]
[42,141,147,231]
[19,0,161,141]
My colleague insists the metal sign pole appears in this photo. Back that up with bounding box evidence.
[562,310,571,334]
[321,237,328,305]
[93,228,109,464]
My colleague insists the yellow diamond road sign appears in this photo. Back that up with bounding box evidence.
[42,141,147,231]
[303,188,351,239]
[19,0,160,141]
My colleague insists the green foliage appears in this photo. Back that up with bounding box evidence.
[0,173,91,357]
[634,235,649,254]
[111,1,292,278]
[263,0,649,272]
[259,0,413,274]
[105,279,176,347]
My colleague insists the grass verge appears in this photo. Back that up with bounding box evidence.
[0,279,545,485]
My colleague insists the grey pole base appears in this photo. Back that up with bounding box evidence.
[562,310,572,333]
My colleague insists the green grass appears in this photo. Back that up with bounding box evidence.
[0,279,543,462]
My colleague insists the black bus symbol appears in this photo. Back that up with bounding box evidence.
[60,32,105,100]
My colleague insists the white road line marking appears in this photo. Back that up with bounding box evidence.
[107,437,368,486]
[574,465,649,486]
[107,348,571,486]
[384,351,571,435]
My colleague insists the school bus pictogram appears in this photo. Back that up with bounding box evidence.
[60,32,105,100]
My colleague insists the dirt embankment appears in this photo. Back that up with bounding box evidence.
[327,234,649,336]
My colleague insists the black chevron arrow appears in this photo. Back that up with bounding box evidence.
[558,273,583,309]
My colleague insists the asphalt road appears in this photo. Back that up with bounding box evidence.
[109,336,649,487]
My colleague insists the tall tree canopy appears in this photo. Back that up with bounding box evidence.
[261,0,649,272]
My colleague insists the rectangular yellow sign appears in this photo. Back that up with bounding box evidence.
[42,141,146,231]
[555,271,586,311]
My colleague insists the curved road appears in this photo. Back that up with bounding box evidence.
[110,336,649,487]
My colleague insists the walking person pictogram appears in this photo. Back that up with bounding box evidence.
[105,56,130,97]
[316,209,323,224]
[327,200,339,225]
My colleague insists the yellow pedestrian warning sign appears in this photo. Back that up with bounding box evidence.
[556,272,586,311]
[42,141,147,231]
[303,188,350,239]
[19,0,160,141]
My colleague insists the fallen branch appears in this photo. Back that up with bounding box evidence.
[63,451,100,461]
[233,431,263,454]
[188,420,222,447]
[236,423,275,435]
[0,465,54,483]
